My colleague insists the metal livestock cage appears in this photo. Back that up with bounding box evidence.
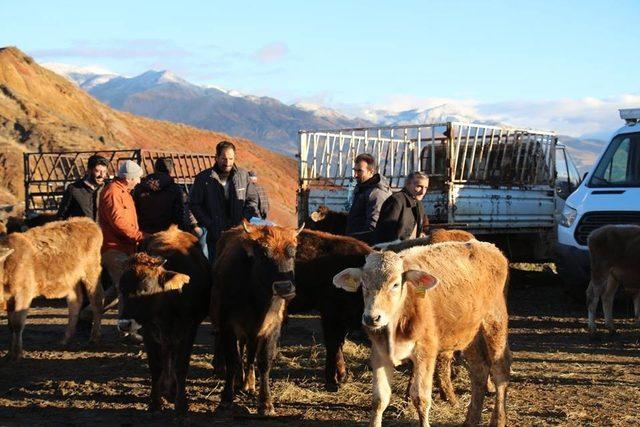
[24,149,215,216]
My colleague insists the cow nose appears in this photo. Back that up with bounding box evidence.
[362,313,381,327]
[273,280,296,300]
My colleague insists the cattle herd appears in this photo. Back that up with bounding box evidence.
[1,209,640,426]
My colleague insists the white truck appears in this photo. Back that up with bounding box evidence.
[297,121,581,261]
[555,108,640,291]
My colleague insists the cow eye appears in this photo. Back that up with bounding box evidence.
[285,245,296,258]
[392,282,401,290]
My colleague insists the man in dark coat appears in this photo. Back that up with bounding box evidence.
[133,158,195,234]
[188,141,259,262]
[248,170,269,220]
[57,154,109,221]
[375,171,430,244]
[345,153,391,242]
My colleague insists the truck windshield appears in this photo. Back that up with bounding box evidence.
[590,132,640,187]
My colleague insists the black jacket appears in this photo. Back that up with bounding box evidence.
[188,165,259,242]
[133,172,192,234]
[345,174,391,238]
[375,189,429,244]
[57,178,104,221]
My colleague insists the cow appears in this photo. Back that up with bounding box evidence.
[117,225,211,413]
[333,241,511,427]
[0,217,103,360]
[586,224,640,335]
[306,205,348,235]
[213,222,303,416]
[294,228,475,403]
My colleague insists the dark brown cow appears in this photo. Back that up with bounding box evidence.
[587,224,640,334]
[213,222,303,415]
[306,205,348,235]
[118,226,211,413]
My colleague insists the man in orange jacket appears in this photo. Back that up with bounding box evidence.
[98,160,147,341]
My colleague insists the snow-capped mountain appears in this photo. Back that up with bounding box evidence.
[44,63,606,168]
[45,65,370,154]
[362,104,502,127]
[43,63,118,90]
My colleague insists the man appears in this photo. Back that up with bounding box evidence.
[99,160,148,342]
[248,170,269,220]
[189,140,259,261]
[57,154,109,220]
[134,157,195,234]
[345,153,391,242]
[375,171,430,244]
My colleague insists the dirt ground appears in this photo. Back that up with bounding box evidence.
[1,264,640,426]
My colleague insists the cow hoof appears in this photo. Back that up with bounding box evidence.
[324,382,339,392]
[258,403,276,416]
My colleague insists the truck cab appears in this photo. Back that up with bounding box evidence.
[555,108,640,290]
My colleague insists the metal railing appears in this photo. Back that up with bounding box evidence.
[24,149,216,215]
[299,122,557,189]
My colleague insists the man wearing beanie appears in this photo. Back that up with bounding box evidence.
[133,157,195,234]
[98,159,147,342]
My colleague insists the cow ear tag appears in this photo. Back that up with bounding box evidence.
[405,271,438,297]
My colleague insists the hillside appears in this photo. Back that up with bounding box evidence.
[0,47,297,225]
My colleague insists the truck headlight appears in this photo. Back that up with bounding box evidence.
[560,205,577,227]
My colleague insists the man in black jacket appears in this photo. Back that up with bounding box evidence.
[345,153,391,242]
[57,155,109,221]
[133,157,195,234]
[375,171,430,244]
[189,141,259,262]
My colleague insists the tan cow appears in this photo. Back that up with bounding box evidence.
[587,224,640,335]
[334,241,510,427]
[0,217,103,360]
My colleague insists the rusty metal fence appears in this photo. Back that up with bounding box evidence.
[24,149,215,215]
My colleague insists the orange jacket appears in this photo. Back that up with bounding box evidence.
[99,179,145,254]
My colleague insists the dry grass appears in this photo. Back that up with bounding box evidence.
[1,265,640,426]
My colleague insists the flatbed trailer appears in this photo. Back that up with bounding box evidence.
[298,122,580,261]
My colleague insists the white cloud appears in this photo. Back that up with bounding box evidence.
[252,42,289,64]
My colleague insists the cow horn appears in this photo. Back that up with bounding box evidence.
[295,222,305,236]
[242,221,251,234]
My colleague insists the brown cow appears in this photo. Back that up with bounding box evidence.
[587,224,640,335]
[0,217,103,360]
[334,241,511,427]
[306,205,348,235]
[213,222,303,415]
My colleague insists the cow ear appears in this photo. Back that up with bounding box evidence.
[333,268,363,293]
[0,248,14,263]
[402,270,439,295]
[162,271,190,292]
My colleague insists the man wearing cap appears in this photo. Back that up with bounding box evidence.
[98,160,148,341]
[248,170,269,220]
[134,157,195,234]
[57,154,109,221]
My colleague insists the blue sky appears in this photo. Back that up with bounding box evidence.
[2,0,639,137]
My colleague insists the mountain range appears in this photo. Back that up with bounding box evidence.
[44,63,608,171]
[45,63,372,154]
[0,47,297,225]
